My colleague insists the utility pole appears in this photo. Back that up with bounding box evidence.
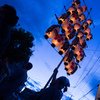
[95,84,100,100]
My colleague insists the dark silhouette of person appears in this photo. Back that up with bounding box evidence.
[39,76,70,100]
[0,62,33,100]
[29,68,70,100]
[0,4,19,58]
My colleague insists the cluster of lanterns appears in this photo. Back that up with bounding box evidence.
[44,0,93,75]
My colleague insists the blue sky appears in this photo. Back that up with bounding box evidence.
[0,0,100,100]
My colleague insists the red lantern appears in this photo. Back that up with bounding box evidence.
[71,37,79,50]
[66,63,78,75]
[70,14,79,24]
[76,51,85,62]
[64,50,74,65]
[79,14,86,22]
[81,5,87,13]
[67,6,77,16]
[74,43,83,57]
[51,34,65,47]
[64,58,78,75]
[74,22,81,32]
[86,19,93,26]
[61,22,72,33]
[58,13,69,25]
[65,30,72,37]
[58,41,70,55]
[66,30,75,40]
[77,7,83,15]
[72,0,80,8]
[81,22,88,30]
[44,25,60,39]
[79,36,87,50]
[64,58,75,70]
[86,33,93,41]
[76,30,84,38]
[84,27,91,35]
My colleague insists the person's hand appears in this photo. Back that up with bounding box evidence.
[53,68,58,74]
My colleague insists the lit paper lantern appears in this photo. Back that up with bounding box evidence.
[64,58,78,75]
[64,30,72,37]
[72,0,80,8]
[58,13,69,25]
[81,22,88,30]
[81,5,87,13]
[44,25,60,39]
[70,14,79,24]
[67,6,77,16]
[74,43,83,57]
[74,22,81,32]
[62,22,72,33]
[84,27,91,35]
[86,19,93,26]
[64,58,75,70]
[86,33,93,41]
[76,51,85,62]
[58,41,70,55]
[64,50,74,65]
[66,30,76,40]
[71,37,79,50]
[51,34,65,47]
[76,30,84,38]
[66,63,78,75]
[77,7,83,15]
[79,36,87,50]
[79,14,86,22]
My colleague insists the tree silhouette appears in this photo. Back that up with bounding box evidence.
[2,26,34,63]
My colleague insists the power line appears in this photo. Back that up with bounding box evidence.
[72,55,100,97]
[78,84,99,100]
[74,43,100,87]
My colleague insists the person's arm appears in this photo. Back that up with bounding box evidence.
[50,68,58,85]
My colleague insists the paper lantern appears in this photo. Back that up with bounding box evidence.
[70,14,79,24]
[44,25,60,39]
[66,64,78,75]
[79,14,86,22]
[74,43,83,57]
[86,33,93,41]
[64,58,78,75]
[58,13,69,25]
[66,30,76,40]
[81,22,88,30]
[81,5,87,13]
[61,22,72,33]
[67,6,77,16]
[51,34,65,47]
[72,0,80,8]
[64,50,74,65]
[64,58,75,70]
[84,27,91,35]
[76,51,85,62]
[71,37,79,50]
[86,19,93,26]
[58,41,70,55]
[76,30,84,38]
[64,30,72,37]
[74,22,81,32]
[79,36,87,50]
[77,7,83,15]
